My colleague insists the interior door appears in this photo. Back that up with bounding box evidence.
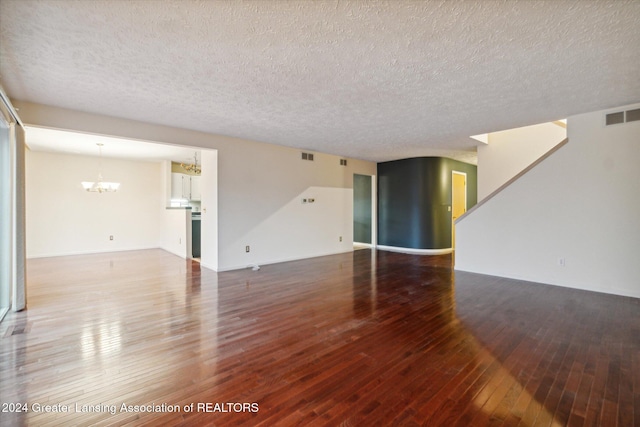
[451,172,467,249]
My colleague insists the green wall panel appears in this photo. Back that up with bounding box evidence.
[377,157,477,249]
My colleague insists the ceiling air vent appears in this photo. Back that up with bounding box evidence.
[626,108,640,123]
[606,111,624,126]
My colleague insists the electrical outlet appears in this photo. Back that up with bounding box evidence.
[179,237,181,244]
[109,235,114,241]
[339,236,342,242]
[246,245,250,253]
[558,258,565,267]
[308,198,315,203]
[302,198,308,204]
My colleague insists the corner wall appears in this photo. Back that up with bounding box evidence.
[456,103,640,298]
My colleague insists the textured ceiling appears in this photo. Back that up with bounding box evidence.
[1,0,640,164]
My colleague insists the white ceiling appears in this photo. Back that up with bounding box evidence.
[25,126,201,164]
[1,0,640,164]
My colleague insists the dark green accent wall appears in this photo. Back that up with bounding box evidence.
[377,157,477,250]
[353,174,372,244]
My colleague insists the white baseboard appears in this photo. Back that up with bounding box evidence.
[217,248,354,272]
[454,267,640,300]
[159,245,188,259]
[376,245,453,255]
[27,246,159,259]
[199,260,218,272]
[353,242,374,248]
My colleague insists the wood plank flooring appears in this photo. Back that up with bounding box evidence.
[0,249,638,426]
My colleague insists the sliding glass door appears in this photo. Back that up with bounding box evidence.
[0,88,26,322]
[0,110,11,321]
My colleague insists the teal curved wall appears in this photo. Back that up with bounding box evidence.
[377,157,477,250]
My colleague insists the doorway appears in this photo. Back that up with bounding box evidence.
[451,171,467,250]
[353,174,374,247]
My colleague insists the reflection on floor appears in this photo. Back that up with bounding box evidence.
[1,249,637,426]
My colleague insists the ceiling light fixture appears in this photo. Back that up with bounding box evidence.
[81,143,120,193]
[181,152,201,175]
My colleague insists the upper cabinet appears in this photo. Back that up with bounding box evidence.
[190,175,201,201]
[171,173,201,201]
[171,173,184,200]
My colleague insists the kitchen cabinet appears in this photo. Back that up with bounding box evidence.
[171,173,185,200]
[171,173,201,201]
[190,175,201,201]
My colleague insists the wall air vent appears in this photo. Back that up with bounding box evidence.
[605,108,640,126]
[626,108,640,123]
[606,111,624,126]
[301,152,314,161]
[340,159,347,166]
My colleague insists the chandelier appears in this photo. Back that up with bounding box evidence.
[181,152,201,175]
[81,143,121,193]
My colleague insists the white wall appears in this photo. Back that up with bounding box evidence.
[223,185,352,270]
[456,103,640,298]
[200,150,218,271]
[216,142,359,270]
[25,150,163,257]
[158,160,191,259]
[477,122,566,200]
[16,102,376,270]
[160,208,191,259]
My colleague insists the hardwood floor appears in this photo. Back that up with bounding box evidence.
[1,249,638,426]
